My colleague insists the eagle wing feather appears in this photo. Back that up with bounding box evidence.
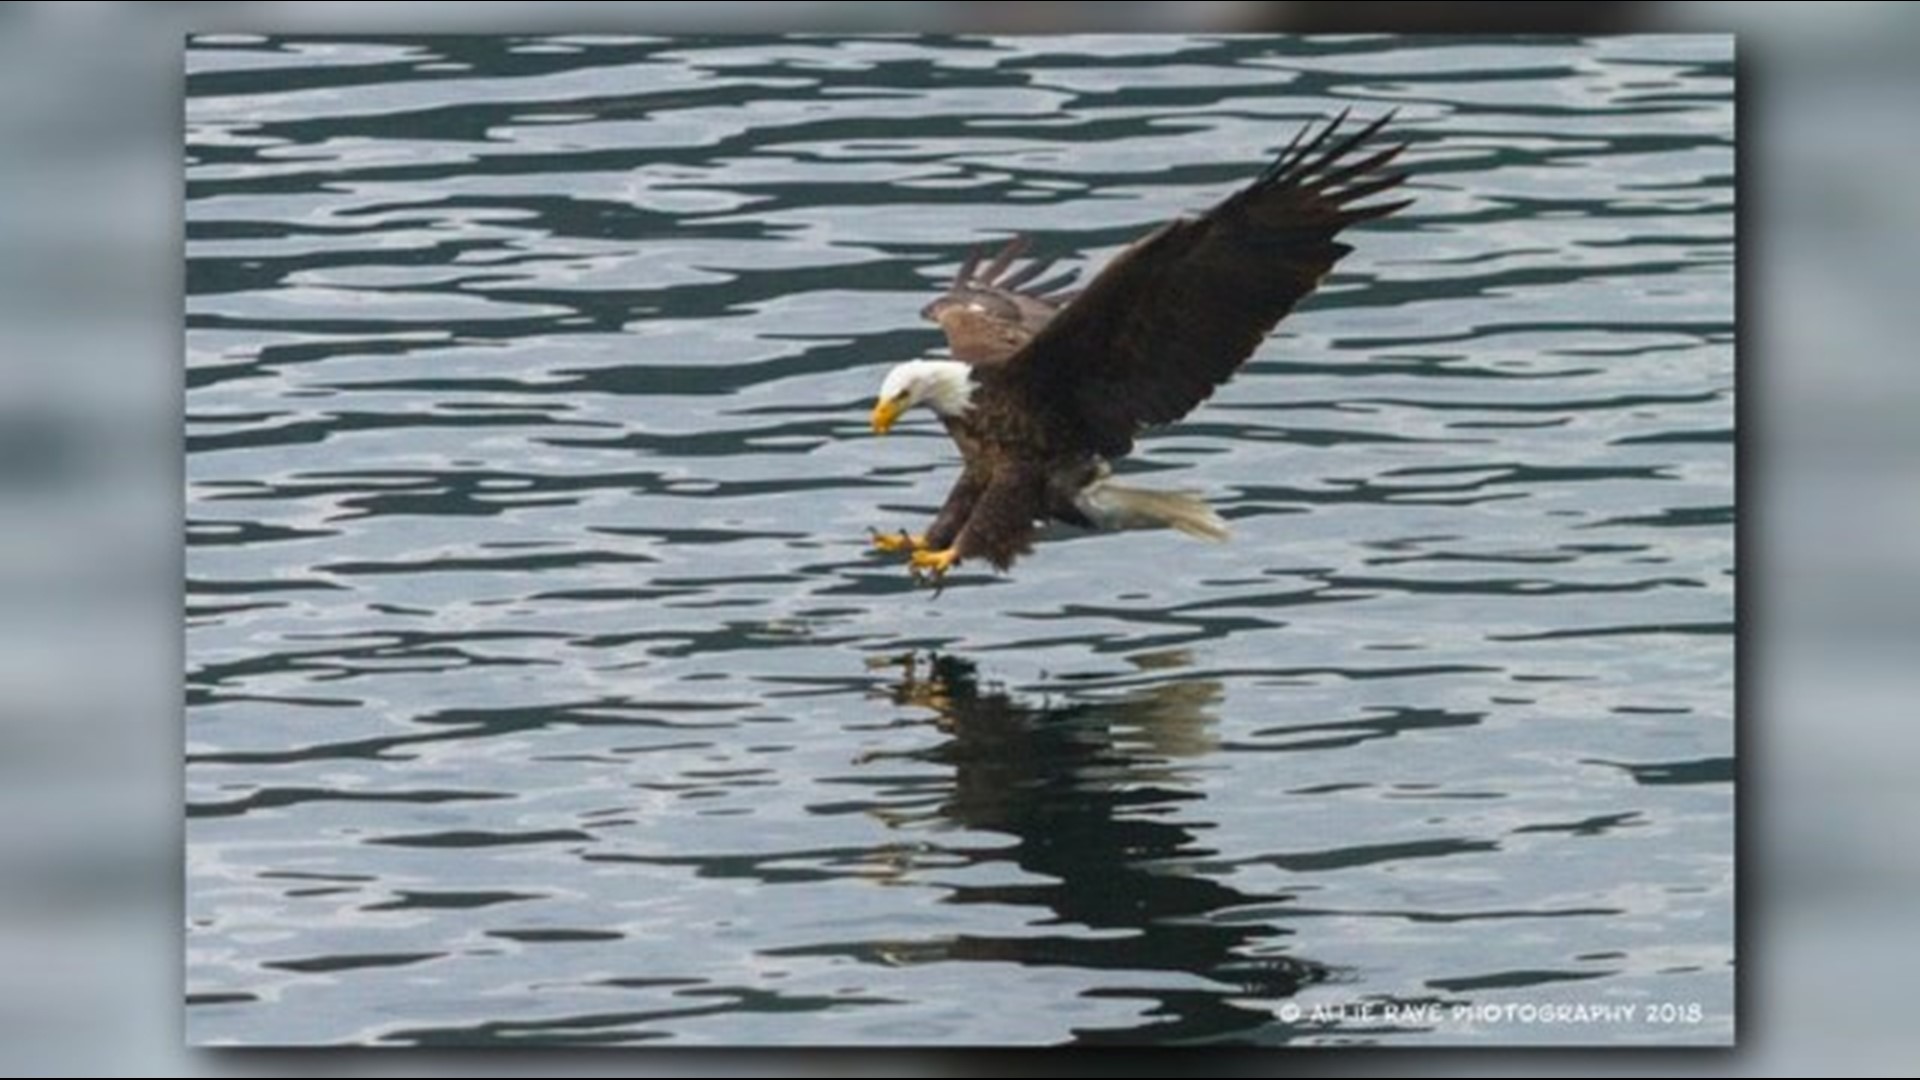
[920,236,1080,364]
[998,111,1412,457]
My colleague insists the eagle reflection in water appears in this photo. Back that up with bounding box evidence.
[839,651,1339,1043]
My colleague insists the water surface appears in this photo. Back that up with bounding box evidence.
[186,33,1734,1046]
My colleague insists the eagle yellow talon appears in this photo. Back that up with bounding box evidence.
[908,547,959,580]
[869,529,928,555]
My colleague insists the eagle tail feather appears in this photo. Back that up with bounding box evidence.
[1076,480,1229,542]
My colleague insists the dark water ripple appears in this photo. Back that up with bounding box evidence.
[186,34,1733,1046]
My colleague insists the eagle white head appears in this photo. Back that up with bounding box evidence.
[871,359,975,434]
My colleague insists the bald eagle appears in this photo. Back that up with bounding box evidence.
[868,111,1410,583]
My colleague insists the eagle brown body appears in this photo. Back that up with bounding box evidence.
[869,112,1411,582]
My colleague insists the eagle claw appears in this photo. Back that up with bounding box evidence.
[907,547,959,586]
[869,528,928,555]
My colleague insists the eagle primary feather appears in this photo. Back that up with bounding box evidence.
[870,112,1410,583]
[919,236,1079,364]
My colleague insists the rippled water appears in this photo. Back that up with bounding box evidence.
[185,33,1734,1046]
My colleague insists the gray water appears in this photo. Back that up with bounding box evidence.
[185,33,1734,1046]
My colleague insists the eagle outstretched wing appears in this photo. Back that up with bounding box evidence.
[1001,110,1411,457]
[920,237,1079,364]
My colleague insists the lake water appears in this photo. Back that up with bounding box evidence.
[185,33,1734,1046]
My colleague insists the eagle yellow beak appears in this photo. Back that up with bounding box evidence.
[871,393,908,435]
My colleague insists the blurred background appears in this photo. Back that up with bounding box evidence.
[2,0,1915,1074]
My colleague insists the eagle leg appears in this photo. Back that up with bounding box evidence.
[908,546,959,585]
[868,528,929,555]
